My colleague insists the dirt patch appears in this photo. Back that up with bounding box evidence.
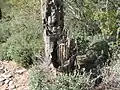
[0,60,29,90]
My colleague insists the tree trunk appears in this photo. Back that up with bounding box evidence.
[41,0,76,73]
[0,8,2,19]
[41,0,64,68]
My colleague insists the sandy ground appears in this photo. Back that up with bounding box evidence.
[0,60,29,90]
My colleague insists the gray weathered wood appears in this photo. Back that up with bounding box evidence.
[41,0,64,68]
[0,8,2,19]
[41,0,76,73]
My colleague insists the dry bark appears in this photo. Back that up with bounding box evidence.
[41,0,76,72]
[41,0,64,67]
[0,8,2,19]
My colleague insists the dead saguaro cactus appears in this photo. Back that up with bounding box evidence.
[0,8,2,19]
[41,0,76,72]
[57,38,77,72]
[41,0,64,67]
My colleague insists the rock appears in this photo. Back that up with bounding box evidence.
[1,73,13,79]
[5,79,10,85]
[9,84,16,90]
[5,89,9,90]
[4,68,8,73]
[9,81,14,86]
[15,69,26,74]
[0,77,5,86]
[0,77,6,82]
[0,81,5,86]
[13,89,17,90]
[0,66,4,70]
[8,78,12,81]
[0,61,29,90]
[5,74,13,79]
[0,69,5,74]
[0,66,5,74]
[8,81,16,90]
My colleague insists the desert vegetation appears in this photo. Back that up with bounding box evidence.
[0,0,120,90]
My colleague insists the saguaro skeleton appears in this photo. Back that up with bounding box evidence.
[0,8,2,19]
[41,0,76,72]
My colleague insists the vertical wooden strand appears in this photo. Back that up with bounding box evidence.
[0,8,2,19]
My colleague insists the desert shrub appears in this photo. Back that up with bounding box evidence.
[95,58,120,90]
[29,57,120,90]
[0,43,10,60]
[63,1,119,89]
[29,66,50,90]
[0,29,11,44]
[29,66,92,90]
[0,28,43,67]
[0,0,43,67]
[54,73,90,90]
[64,0,119,54]
[64,0,119,76]
[99,39,120,89]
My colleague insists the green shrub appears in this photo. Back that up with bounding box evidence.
[0,0,43,67]
[64,0,119,55]
[29,67,47,90]
[0,43,10,60]
[0,29,11,44]
[29,66,91,90]
[96,58,120,90]
[0,28,43,67]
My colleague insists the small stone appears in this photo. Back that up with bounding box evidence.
[0,66,4,70]
[8,78,12,81]
[0,66,5,74]
[9,81,14,86]
[9,85,16,89]
[0,81,5,86]
[1,73,13,79]
[5,79,10,85]
[4,68,8,72]
[0,77,6,82]
[5,89,9,90]
[6,74,13,78]
[13,89,17,90]
[0,69,5,74]
[16,69,26,74]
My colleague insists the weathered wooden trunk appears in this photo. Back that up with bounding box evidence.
[0,8,2,19]
[41,0,76,72]
[41,0,64,67]
[57,38,77,72]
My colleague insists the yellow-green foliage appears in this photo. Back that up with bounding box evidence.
[29,66,90,90]
[0,0,43,67]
